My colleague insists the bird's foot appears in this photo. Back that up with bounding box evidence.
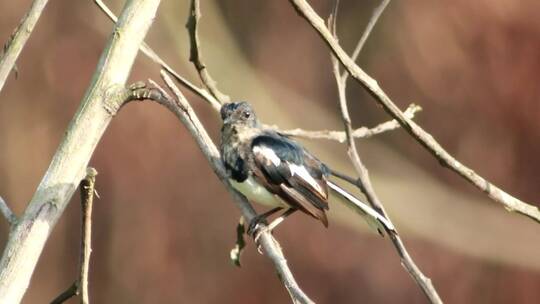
[247,214,268,237]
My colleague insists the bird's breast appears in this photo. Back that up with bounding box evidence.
[229,176,287,208]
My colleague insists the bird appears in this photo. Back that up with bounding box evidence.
[219,101,394,238]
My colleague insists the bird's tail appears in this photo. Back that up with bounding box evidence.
[326,180,395,236]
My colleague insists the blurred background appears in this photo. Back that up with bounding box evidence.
[1,0,540,303]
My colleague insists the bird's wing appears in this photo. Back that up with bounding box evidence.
[250,135,329,225]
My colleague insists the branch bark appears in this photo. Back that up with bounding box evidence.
[152,73,314,304]
[289,0,540,224]
[0,0,50,93]
[0,1,161,302]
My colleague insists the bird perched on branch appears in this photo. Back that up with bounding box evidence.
[220,102,394,238]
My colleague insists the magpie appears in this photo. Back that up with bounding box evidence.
[220,102,394,237]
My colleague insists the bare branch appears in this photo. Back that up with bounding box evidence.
[186,0,230,103]
[289,0,540,224]
[0,1,162,302]
[0,196,17,226]
[340,0,390,82]
[50,168,97,304]
[93,0,222,111]
[0,0,50,93]
[276,103,420,142]
[329,3,442,302]
[152,72,313,304]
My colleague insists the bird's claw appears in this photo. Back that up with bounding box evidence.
[247,214,267,237]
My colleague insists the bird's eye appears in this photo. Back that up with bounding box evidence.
[244,111,251,119]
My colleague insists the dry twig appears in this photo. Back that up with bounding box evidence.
[277,103,420,142]
[186,0,230,103]
[328,2,442,303]
[289,0,540,224]
[0,0,50,93]
[50,168,97,304]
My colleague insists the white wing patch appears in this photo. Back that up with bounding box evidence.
[289,163,325,195]
[253,145,281,166]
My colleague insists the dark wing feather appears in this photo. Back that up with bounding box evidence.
[250,134,329,225]
[280,184,328,227]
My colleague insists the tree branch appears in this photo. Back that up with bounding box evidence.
[329,3,442,302]
[276,103,420,142]
[149,72,313,304]
[0,1,162,302]
[289,0,540,224]
[0,0,50,93]
[0,196,17,226]
[186,0,230,103]
[50,168,97,304]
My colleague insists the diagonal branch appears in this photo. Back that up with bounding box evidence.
[329,3,441,302]
[0,1,162,302]
[186,0,230,103]
[289,0,540,224]
[153,72,313,304]
[50,168,97,304]
[0,196,17,226]
[0,0,50,93]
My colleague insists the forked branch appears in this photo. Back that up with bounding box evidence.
[328,2,442,302]
[289,0,540,224]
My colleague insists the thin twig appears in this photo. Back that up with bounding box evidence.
[329,2,442,302]
[186,0,230,103]
[276,103,420,142]
[340,0,390,82]
[93,0,222,111]
[151,72,313,304]
[50,168,97,304]
[0,196,17,226]
[0,0,50,93]
[289,0,540,224]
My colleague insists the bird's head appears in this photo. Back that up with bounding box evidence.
[220,102,258,127]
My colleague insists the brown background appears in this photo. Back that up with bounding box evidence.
[1,0,539,303]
